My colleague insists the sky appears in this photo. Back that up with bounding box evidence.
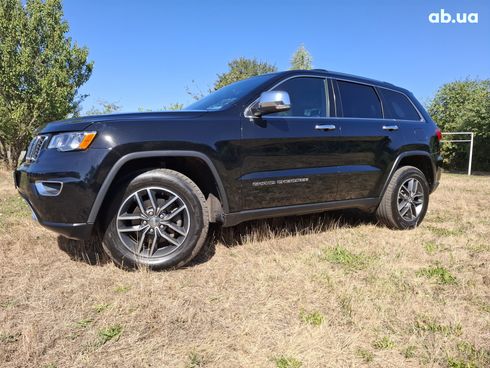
[62,0,490,113]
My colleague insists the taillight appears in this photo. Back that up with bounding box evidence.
[435,128,442,141]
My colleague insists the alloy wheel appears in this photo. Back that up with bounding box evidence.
[397,178,424,221]
[116,187,190,257]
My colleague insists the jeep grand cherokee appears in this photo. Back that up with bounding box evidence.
[14,69,442,270]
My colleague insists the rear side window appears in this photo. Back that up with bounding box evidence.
[270,77,327,117]
[379,88,421,121]
[337,80,382,119]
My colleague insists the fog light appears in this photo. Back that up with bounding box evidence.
[35,181,63,196]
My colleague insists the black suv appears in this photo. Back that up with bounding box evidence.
[15,70,442,270]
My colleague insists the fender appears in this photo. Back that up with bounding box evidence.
[87,150,229,223]
[379,150,436,197]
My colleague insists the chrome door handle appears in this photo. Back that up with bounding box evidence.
[382,125,399,131]
[315,124,336,131]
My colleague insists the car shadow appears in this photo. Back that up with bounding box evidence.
[57,235,111,266]
[58,210,377,268]
[219,209,376,247]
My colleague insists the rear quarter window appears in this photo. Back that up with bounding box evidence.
[379,88,421,121]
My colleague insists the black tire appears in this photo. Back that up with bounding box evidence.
[102,169,209,270]
[376,166,429,229]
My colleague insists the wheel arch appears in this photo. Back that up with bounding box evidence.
[88,151,229,225]
[380,151,436,197]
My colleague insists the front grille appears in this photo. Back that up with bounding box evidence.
[25,135,49,162]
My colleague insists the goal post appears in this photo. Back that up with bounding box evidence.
[440,132,474,175]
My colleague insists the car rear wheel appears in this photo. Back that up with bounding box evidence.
[102,169,209,270]
[376,166,429,229]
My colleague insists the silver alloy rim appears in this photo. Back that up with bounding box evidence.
[116,187,190,258]
[397,178,424,221]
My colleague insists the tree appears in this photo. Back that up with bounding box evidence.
[85,100,121,116]
[185,80,207,101]
[0,0,93,168]
[137,103,183,112]
[163,103,184,111]
[213,57,277,90]
[290,44,313,70]
[427,79,490,171]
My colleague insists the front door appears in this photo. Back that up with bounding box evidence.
[240,76,340,210]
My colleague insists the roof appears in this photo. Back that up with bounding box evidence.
[283,69,403,91]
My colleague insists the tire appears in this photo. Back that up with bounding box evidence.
[376,166,429,229]
[102,169,209,270]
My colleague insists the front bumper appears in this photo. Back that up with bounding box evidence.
[14,148,111,240]
[20,195,94,239]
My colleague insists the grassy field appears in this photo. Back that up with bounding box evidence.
[0,171,489,368]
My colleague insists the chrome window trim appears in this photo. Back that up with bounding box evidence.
[316,116,395,122]
[261,115,334,120]
[244,74,329,119]
[244,74,425,122]
[260,116,398,122]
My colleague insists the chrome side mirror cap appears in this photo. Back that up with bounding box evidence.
[252,91,291,116]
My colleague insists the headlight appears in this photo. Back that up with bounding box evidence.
[48,131,97,152]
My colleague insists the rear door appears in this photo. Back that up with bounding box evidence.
[240,76,340,210]
[377,87,426,143]
[332,79,407,200]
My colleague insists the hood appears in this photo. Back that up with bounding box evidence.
[38,111,206,134]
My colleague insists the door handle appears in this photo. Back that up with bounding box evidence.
[315,124,336,131]
[382,125,399,131]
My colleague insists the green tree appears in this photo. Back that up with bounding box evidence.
[0,0,92,168]
[290,44,313,70]
[213,57,277,90]
[137,103,183,112]
[163,103,184,111]
[85,100,121,116]
[427,79,490,171]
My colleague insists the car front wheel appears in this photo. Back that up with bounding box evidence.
[102,169,209,270]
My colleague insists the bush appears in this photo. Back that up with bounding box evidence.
[427,79,490,172]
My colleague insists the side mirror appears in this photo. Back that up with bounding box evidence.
[252,91,291,117]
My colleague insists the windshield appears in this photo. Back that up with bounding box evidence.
[184,74,275,111]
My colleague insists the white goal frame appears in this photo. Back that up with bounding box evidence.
[441,132,474,175]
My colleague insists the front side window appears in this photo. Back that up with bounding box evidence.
[269,77,328,117]
[379,88,421,121]
[337,80,382,119]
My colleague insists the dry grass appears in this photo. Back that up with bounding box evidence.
[0,170,489,368]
